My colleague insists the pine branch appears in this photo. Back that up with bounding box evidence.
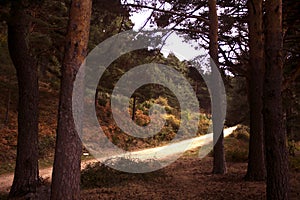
[124,3,209,24]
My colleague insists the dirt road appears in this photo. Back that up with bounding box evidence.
[0,126,237,193]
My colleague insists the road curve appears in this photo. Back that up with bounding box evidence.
[0,126,237,192]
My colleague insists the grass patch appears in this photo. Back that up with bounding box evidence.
[225,125,249,162]
[224,125,250,162]
[81,157,166,189]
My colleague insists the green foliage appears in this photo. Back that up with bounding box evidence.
[137,99,154,113]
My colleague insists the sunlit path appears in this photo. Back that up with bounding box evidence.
[0,126,237,192]
[106,126,238,161]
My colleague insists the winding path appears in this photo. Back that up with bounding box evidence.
[0,126,237,193]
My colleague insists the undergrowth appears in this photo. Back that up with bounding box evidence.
[81,157,167,189]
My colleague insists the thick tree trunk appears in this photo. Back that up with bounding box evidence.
[50,0,92,199]
[264,0,289,199]
[208,0,226,174]
[7,1,39,198]
[245,0,266,181]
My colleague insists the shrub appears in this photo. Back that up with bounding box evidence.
[81,158,166,189]
[198,113,211,135]
[230,125,250,142]
[224,134,249,163]
[154,96,169,107]
[165,115,180,130]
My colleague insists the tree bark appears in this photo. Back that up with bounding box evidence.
[245,0,266,181]
[208,0,226,174]
[7,1,39,198]
[263,0,289,199]
[50,0,92,199]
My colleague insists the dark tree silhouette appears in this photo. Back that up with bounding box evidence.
[245,0,266,181]
[263,0,290,199]
[7,1,39,198]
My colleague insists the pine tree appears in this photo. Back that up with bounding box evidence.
[50,0,92,199]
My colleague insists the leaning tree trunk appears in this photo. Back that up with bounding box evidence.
[7,1,39,198]
[263,0,289,199]
[245,0,266,181]
[208,0,226,174]
[50,0,92,199]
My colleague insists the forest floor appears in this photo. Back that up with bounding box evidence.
[0,154,299,200]
[79,156,300,200]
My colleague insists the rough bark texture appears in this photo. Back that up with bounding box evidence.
[50,0,92,199]
[263,0,289,199]
[7,1,39,198]
[245,0,266,181]
[208,0,226,174]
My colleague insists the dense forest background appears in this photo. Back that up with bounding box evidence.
[0,0,299,199]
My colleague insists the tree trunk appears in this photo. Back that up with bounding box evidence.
[50,0,92,199]
[8,1,39,198]
[245,0,266,181]
[208,0,226,174]
[132,96,137,121]
[7,1,39,198]
[263,0,289,199]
